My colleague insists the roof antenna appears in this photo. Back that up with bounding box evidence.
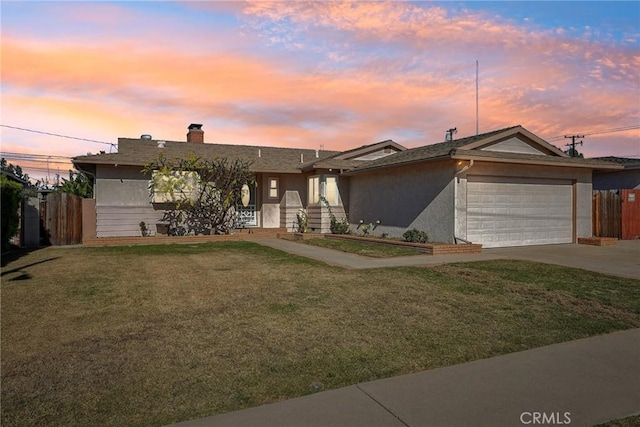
[445,128,457,142]
[476,60,479,135]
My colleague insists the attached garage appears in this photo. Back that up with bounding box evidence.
[467,176,573,248]
[344,125,621,248]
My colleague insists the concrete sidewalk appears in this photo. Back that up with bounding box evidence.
[250,238,640,279]
[169,328,640,427]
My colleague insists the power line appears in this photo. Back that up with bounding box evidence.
[0,124,116,147]
[0,151,72,160]
[547,125,640,141]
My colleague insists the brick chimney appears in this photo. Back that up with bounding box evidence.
[187,123,204,143]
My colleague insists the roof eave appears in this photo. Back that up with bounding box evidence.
[459,126,568,157]
[343,154,452,175]
[451,153,624,170]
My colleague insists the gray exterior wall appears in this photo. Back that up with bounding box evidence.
[454,162,593,241]
[95,165,162,237]
[279,174,307,231]
[348,160,455,243]
[21,197,41,247]
[94,167,318,236]
[593,169,640,190]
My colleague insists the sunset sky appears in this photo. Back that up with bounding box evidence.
[1,1,639,182]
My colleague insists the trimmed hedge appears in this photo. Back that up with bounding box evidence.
[1,175,23,251]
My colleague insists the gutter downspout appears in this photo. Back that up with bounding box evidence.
[454,159,474,244]
[455,159,474,177]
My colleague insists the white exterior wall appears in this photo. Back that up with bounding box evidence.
[348,160,456,243]
[95,165,162,237]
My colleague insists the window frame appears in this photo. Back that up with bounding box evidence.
[150,170,199,204]
[268,177,279,200]
[307,174,340,206]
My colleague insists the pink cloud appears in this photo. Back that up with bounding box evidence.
[2,0,637,171]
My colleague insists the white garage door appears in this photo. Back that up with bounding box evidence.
[467,176,573,248]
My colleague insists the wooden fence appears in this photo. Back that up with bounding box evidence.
[593,189,640,240]
[43,193,83,245]
[621,189,640,240]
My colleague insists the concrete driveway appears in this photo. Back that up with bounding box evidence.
[252,238,640,279]
[484,240,640,280]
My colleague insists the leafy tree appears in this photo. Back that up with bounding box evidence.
[143,152,254,235]
[55,170,93,198]
[564,146,584,158]
[1,158,30,182]
[1,158,40,197]
[1,175,24,250]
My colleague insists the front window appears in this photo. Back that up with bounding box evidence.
[151,170,199,203]
[308,176,320,205]
[308,175,339,205]
[324,176,339,205]
[268,178,279,199]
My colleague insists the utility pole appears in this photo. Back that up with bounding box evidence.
[564,135,584,157]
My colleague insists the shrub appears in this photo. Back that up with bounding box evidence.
[295,210,308,233]
[1,175,23,251]
[139,221,151,237]
[330,216,350,235]
[402,228,428,243]
[320,196,350,234]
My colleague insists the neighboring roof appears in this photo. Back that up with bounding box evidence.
[345,125,621,174]
[1,169,29,185]
[73,138,341,174]
[590,156,640,170]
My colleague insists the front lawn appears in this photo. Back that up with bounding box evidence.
[298,236,424,257]
[2,242,639,426]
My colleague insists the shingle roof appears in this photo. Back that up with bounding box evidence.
[1,169,29,185]
[344,125,622,174]
[345,126,521,173]
[73,138,341,174]
[590,156,640,169]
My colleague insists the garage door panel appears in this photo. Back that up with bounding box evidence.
[467,177,573,248]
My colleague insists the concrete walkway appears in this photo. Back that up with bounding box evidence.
[250,238,640,279]
[169,328,640,427]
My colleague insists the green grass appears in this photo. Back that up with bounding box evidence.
[299,236,424,257]
[2,242,639,427]
[594,415,640,427]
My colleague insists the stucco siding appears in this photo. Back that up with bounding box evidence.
[278,174,307,229]
[576,181,592,238]
[281,191,303,231]
[348,160,455,243]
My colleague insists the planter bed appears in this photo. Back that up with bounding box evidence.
[577,237,618,246]
[286,232,325,241]
[322,234,482,255]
